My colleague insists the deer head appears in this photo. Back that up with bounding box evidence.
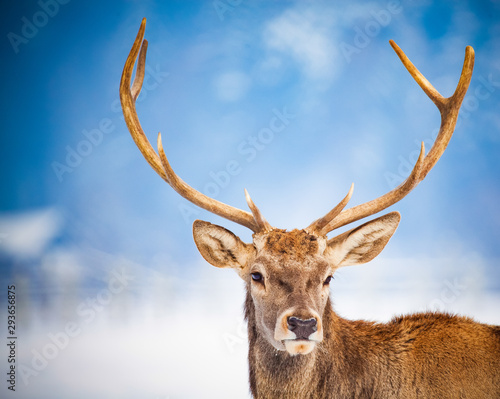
[120,19,474,356]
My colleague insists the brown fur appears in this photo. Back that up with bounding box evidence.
[261,229,320,261]
[246,294,500,398]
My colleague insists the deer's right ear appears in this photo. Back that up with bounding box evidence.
[193,220,255,273]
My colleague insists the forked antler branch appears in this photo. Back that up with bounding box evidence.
[120,18,270,233]
[307,41,474,236]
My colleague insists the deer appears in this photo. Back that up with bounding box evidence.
[120,19,500,398]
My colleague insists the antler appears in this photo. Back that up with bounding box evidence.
[307,40,475,236]
[120,18,271,233]
[122,19,474,237]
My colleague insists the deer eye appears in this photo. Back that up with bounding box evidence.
[323,275,333,286]
[251,272,263,283]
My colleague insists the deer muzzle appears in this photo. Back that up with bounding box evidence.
[274,309,323,355]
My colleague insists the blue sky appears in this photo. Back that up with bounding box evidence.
[0,1,499,397]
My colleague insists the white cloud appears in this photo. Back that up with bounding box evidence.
[0,207,62,259]
[263,8,340,86]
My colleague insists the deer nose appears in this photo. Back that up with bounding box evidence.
[287,317,318,339]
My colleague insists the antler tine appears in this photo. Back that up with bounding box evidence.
[306,183,354,235]
[390,40,475,181]
[389,40,446,110]
[245,189,273,233]
[120,18,167,181]
[316,41,474,235]
[131,37,147,102]
[121,19,263,233]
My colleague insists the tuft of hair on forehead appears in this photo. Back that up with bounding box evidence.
[260,229,321,260]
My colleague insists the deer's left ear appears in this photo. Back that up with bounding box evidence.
[326,212,400,267]
[193,220,255,275]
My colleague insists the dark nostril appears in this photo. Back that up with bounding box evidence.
[288,316,297,330]
[287,317,317,339]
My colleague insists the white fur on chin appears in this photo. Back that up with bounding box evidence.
[284,340,316,355]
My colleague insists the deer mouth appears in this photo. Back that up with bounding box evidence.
[283,339,317,355]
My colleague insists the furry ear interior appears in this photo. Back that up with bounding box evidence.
[192,220,254,273]
[326,212,400,267]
